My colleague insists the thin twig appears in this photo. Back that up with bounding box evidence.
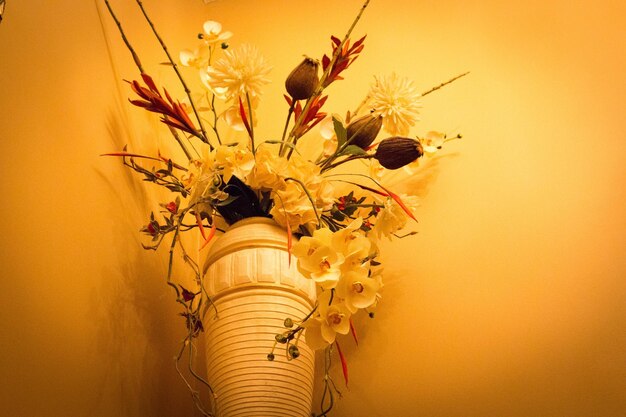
[283,0,371,156]
[174,339,214,416]
[209,93,222,146]
[421,71,469,97]
[135,0,213,149]
[167,126,194,161]
[187,338,216,397]
[278,100,296,156]
[103,0,197,162]
[317,0,371,93]
[321,153,375,172]
[104,0,144,73]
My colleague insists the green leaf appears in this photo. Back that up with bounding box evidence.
[263,140,290,146]
[339,145,368,157]
[213,195,239,206]
[332,115,347,147]
[262,140,301,155]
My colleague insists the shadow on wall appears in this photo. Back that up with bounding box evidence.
[389,152,461,198]
[87,109,208,416]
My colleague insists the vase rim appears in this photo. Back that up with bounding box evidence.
[228,216,277,230]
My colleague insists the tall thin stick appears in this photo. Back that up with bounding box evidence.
[135,0,213,149]
[104,0,144,73]
[421,71,470,97]
[103,0,194,161]
[282,0,371,157]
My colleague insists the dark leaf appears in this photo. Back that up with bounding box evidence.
[180,286,196,302]
[215,175,268,225]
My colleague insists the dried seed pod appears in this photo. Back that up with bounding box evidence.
[285,57,319,100]
[288,344,300,359]
[374,136,424,169]
[346,114,383,149]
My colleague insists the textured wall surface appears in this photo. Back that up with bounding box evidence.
[1,1,625,416]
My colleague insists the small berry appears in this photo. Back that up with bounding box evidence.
[288,344,300,359]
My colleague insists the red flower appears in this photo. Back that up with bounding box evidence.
[337,196,347,211]
[285,94,328,138]
[165,201,178,214]
[144,221,159,238]
[321,35,366,88]
[128,73,200,138]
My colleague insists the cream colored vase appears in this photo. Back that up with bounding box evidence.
[202,217,317,417]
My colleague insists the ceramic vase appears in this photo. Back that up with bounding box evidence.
[202,217,316,417]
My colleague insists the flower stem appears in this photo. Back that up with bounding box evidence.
[321,153,375,172]
[319,115,379,170]
[245,92,255,155]
[286,0,371,151]
[209,93,222,145]
[317,0,370,91]
[278,100,296,157]
[135,0,213,149]
[350,94,371,121]
[104,0,144,73]
[167,126,194,161]
[284,177,321,227]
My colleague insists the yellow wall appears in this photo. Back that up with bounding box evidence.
[1,0,625,416]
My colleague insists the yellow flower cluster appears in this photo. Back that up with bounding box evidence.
[291,218,382,349]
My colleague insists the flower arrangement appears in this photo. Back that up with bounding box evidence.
[103,0,466,415]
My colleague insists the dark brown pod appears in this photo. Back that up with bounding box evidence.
[374,137,424,169]
[285,57,319,100]
[346,114,383,149]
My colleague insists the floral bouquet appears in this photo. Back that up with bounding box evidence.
[103,0,465,415]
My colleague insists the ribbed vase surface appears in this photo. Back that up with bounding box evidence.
[202,217,316,417]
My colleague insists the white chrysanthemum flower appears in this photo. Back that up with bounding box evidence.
[369,73,422,136]
[204,44,271,101]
